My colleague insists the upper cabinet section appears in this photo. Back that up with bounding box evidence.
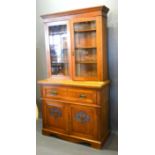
[41,6,109,81]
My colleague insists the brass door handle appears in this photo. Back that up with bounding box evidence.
[79,94,86,98]
[51,90,58,96]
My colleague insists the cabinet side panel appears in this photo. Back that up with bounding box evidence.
[96,16,103,81]
[100,85,109,138]
[96,16,108,81]
[102,17,108,80]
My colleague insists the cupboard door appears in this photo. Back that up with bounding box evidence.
[69,105,99,140]
[71,17,100,81]
[42,100,68,133]
[45,21,71,79]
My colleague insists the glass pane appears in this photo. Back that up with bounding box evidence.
[74,21,97,77]
[75,48,97,63]
[74,21,96,31]
[48,24,69,76]
[74,32,96,48]
[76,64,97,77]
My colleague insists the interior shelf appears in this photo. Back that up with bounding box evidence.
[52,62,68,64]
[49,31,67,35]
[75,61,97,64]
[75,46,96,49]
[74,28,96,32]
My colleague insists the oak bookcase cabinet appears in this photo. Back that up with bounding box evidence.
[38,6,110,149]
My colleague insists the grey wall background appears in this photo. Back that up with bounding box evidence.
[36,0,118,132]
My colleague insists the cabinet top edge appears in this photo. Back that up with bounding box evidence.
[41,5,109,19]
[37,79,110,88]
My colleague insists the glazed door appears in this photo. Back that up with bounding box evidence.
[45,21,71,79]
[71,17,101,81]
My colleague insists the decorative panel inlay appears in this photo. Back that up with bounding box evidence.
[49,107,62,119]
[75,111,90,123]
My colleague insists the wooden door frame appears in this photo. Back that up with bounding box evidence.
[44,20,72,79]
[70,16,103,81]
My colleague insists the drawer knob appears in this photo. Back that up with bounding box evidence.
[75,111,90,123]
[79,94,86,98]
[51,90,58,96]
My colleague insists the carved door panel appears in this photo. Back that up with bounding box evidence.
[69,105,99,140]
[43,100,68,133]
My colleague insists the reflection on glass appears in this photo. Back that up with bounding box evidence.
[49,25,69,76]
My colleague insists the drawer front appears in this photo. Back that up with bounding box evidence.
[42,86,67,100]
[68,88,97,104]
[42,100,68,133]
[69,105,99,140]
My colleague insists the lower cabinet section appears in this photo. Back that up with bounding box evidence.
[41,85,109,149]
[42,100,100,140]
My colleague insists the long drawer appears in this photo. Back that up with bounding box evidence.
[42,86,97,104]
